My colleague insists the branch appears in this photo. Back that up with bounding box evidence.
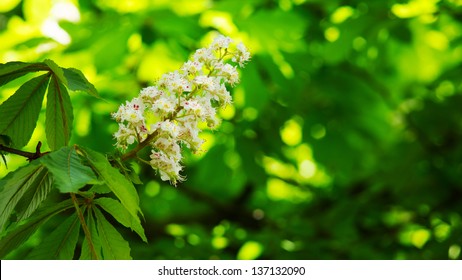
[0,141,49,161]
[120,130,159,161]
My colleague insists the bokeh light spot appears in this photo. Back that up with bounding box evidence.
[145,181,160,197]
[325,27,340,42]
[331,6,355,24]
[280,118,303,146]
[237,241,263,260]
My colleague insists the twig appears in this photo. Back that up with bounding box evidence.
[120,129,159,161]
[0,141,49,161]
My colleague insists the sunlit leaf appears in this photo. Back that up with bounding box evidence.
[0,73,50,147]
[0,199,74,258]
[94,207,132,260]
[46,75,74,150]
[0,153,6,168]
[62,67,98,97]
[78,146,141,220]
[95,197,147,242]
[44,59,67,86]
[27,212,80,259]
[0,61,47,87]
[40,146,97,193]
[0,0,22,13]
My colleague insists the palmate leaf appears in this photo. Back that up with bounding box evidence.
[0,61,48,87]
[44,59,67,86]
[14,169,53,222]
[78,146,141,220]
[40,146,97,193]
[0,73,50,148]
[95,197,147,242]
[0,59,98,149]
[0,199,74,258]
[0,163,47,231]
[80,208,102,260]
[62,67,98,98]
[94,207,132,260]
[46,75,74,150]
[27,212,80,260]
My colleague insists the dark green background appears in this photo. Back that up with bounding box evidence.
[1,0,462,259]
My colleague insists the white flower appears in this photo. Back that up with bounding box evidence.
[216,63,239,86]
[160,120,179,138]
[233,42,251,67]
[150,150,184,185]
[113,34,250,184]
[213,83,232,106]
[178,119,204,151]
[140,86,163,103]
[153,137,181,161]
[182,60,203,75]
[152,96,176,116]
[113,123,136,150]
[193,47,214,64]
[182,99,203,116]
[193,75,215,90]
[211,34,233,50]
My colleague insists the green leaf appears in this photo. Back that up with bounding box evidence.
[40,146,97,193]
[95,197,147,242]
[0,199,74,258]
[0,135,12,146]
[62,67,98,97]
[46,75,74,150]
[89,184,111,194]
[80,208,102,260]
[14,167,52,222]
[113,159,143,185]
[78,146,141,219]
[0,163,46,231]
[27,212,80,259]
[44,59,67,85]
[0,61,48,87]
[0,73,50,147]
[0,153,6,168]
[94,207,132,260]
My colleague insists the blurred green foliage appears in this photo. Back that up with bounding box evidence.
[1,0,462,259]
